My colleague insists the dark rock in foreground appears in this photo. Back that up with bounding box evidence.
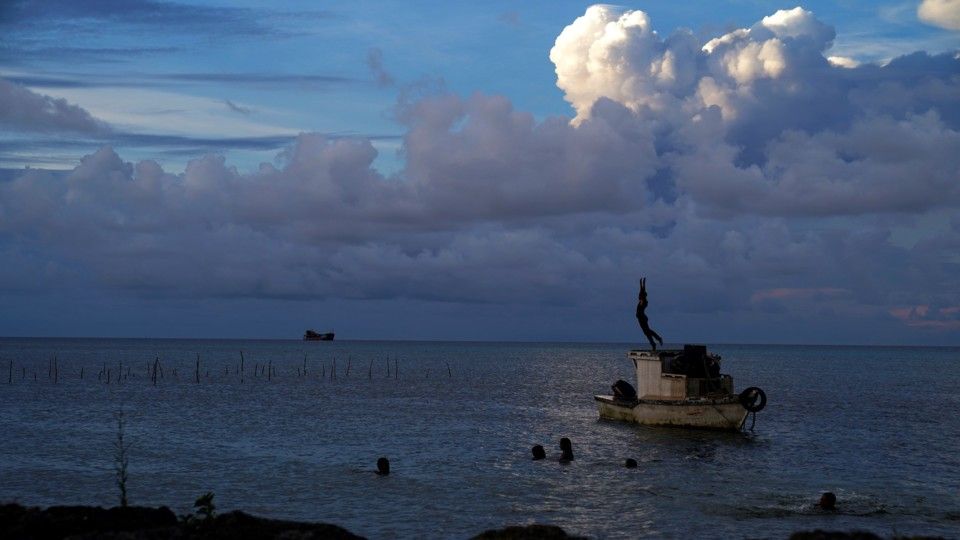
[3,504,943,540]
[471,524,588,539]
[0,503,363,539]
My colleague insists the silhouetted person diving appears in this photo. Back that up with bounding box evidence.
[636,277,664,351]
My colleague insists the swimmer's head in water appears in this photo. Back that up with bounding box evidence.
[531,445,546,460]
[376,457,390,475]
[559,438,574,461]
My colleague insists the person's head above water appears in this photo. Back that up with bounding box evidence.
[531,445,546,460]
[376,457,390,475]
[818,492,836,511]
[559,437,574,461]
[625,458,638,468]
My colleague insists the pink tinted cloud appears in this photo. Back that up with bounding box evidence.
[890,305,960,330]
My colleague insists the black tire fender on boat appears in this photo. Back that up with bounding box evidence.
[739,386,767,413]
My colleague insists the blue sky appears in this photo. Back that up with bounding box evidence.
[1,1,959,343]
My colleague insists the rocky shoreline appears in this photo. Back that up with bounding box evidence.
[0,503,941,539]
[0,503,589,539]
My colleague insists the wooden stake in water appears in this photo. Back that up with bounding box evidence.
[394,357,398,380]
[195,353,200,384]
[346,356,351,377]
[8,359,12,384]
[240,351,245,384]
[369,358,373,380]
[446,361,452,378]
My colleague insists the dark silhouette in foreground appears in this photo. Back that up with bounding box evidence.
[531,445,546,460]
[559,438,574,463]
[636,277,664,351]
[376,457,390,476]
[0,502,923,539]
[472,523,588,539]
[611,379,637,402]
[0,503,362,539]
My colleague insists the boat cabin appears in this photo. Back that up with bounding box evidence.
[628,344,733,400]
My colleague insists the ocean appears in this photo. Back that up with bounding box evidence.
[0,338,958,539]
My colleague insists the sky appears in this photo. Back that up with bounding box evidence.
[0,0,958,344]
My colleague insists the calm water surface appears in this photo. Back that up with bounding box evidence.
[1,339,958,539]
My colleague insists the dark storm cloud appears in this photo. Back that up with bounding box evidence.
[0,78,109,133]
[0,80,399,161]
[0,6,958,341]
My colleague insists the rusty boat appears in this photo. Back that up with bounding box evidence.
[595,344,766,431]
[303,330,335,341]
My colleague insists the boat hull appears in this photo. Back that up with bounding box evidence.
[595,394,749,431]
[304,332,335,341]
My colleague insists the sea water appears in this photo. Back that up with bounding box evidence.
[0,338,958,539]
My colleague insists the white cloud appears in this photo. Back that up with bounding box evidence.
[918,0,960,30]
[828,55,859,68]
[549,5,699,123]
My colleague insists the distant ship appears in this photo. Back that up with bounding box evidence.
[303,330,335,341]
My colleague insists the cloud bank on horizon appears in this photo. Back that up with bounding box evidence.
[1,4,959,342]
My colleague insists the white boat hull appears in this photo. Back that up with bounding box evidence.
[595,394,749,431]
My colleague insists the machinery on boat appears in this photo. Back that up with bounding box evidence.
[595,344,766,430]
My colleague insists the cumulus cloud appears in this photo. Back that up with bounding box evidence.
[1,5,959,341]
[550,5,960,217]
[550,5,700,122]
[0,78,110,133]
[918,0,960,30]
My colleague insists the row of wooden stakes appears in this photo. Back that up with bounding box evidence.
[3,353,453,384]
